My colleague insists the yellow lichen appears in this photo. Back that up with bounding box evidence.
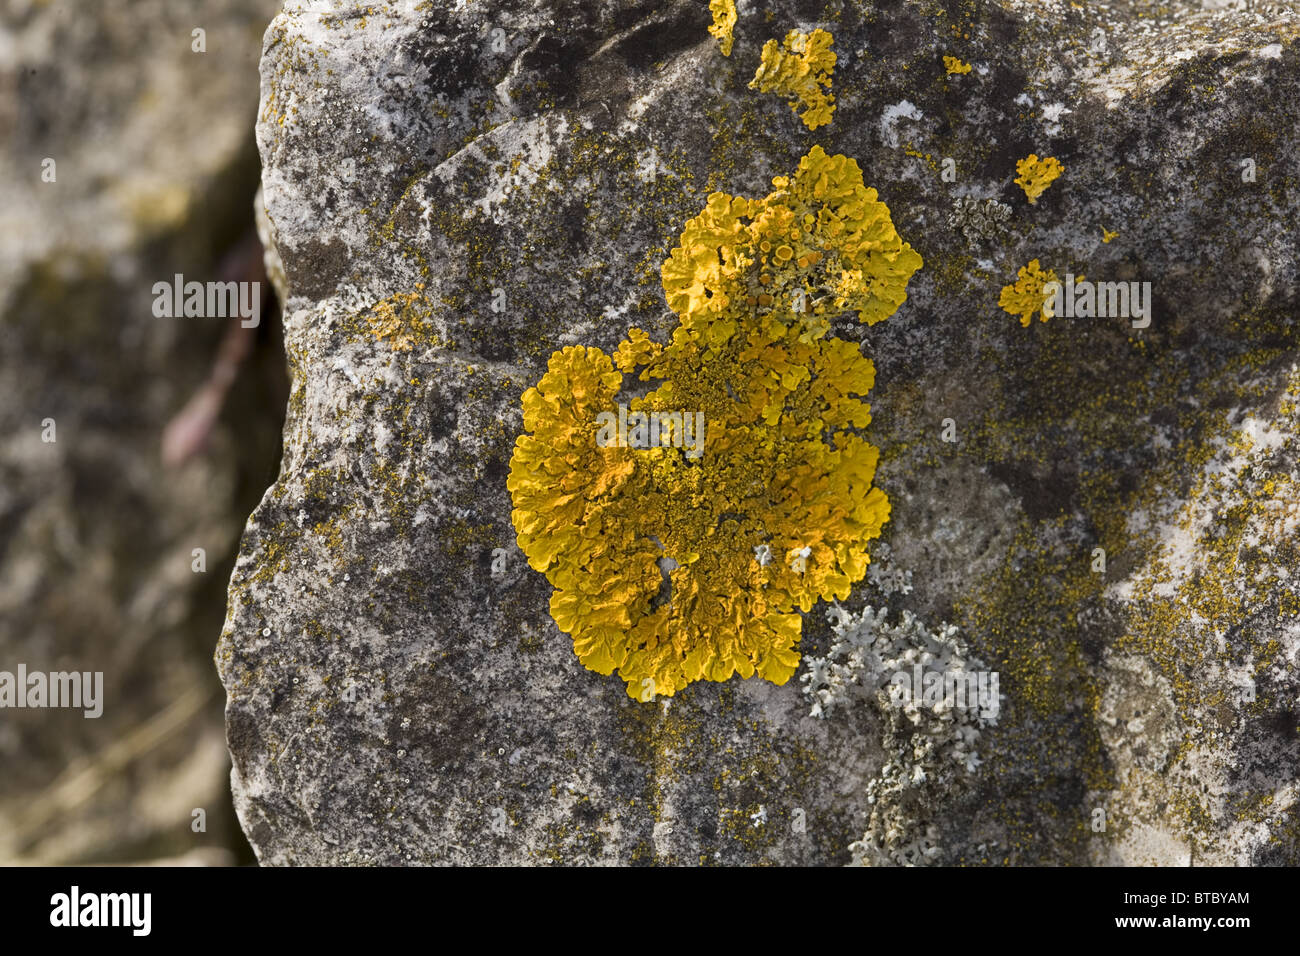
[749,29,836,130]
[999,258,1059,327]
[1014,154,1064,204]
[364,285,435,351]
[1101,227,1119,244]
[708,0,737,57]
[509,146,920,698]
[943,55,972,75]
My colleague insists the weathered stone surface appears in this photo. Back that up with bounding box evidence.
[221,0,1300,865]
[0,0,282,863]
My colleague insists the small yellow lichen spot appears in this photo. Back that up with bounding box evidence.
[999,259,1059,327]
[509,147,919,699]
[708,0,737,57]
[1101,227,1119,243]
[943,55,972,75]
[749,28,836,130]
[1014,154,1064,204]
[364,285,431,351]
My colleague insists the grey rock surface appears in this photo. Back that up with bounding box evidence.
[221,0,1300,864]
[0,0,283,863]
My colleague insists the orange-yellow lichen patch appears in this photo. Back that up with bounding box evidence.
[749,29,836,130]
[508,147,920,699]
[364,285,432,351]
[999,258,1059,327]
[708,0,737,57]
[1102,227,1119,244]
[943,55,972,75]
[1014,154,1064,204]
[661,146,924,328]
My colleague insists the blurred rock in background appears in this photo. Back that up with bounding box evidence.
[0,0,285,864]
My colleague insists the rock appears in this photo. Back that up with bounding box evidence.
[220,0,1300,864]
[0,0,283,863]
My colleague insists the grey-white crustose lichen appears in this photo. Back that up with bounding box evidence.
[801,600,999,865]
[947,196,1013,244]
